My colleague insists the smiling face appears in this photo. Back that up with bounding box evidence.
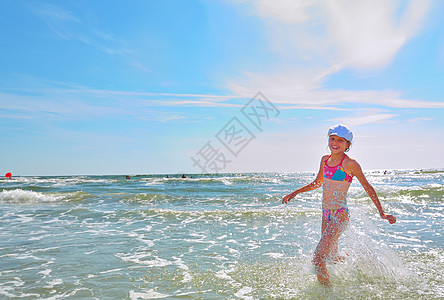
[328,135,351,154]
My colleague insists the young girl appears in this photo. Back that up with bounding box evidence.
[282,124,396,285]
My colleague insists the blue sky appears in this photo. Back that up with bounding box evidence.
[1,0,443,176]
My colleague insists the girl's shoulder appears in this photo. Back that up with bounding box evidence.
[343,155,363,174]
[321,154,330,163]
[343,155,358,165]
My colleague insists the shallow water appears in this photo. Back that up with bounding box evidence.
[0,170,442,299]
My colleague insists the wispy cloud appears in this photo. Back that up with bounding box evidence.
[323,0,431,70]
[29,2,138,66]
[250,0,315,24]
[408,117,433,123]
[227,72,444,109]
[31,2,80,23]
[328,113,398,127]
[227,0,437,111]
[0,81,240,123]
[131,62,152,74]
[78,88,240,107]
[31,3,93,44]
[2,77,441,128]
[242,0,431,70]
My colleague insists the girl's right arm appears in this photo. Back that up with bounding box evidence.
[282,155,327,204]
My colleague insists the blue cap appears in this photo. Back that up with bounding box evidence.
[328,124,353,143]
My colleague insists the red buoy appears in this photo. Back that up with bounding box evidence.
[5,172,12,178]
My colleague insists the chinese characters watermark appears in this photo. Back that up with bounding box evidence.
[191,92,279,173]
[216,117,255,157]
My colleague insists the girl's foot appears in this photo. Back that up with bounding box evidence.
[314,263,330,285]
[317,274,331,286]
[331,254,346,263]
[330,251,348,263]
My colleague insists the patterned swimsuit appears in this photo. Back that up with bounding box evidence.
[322,155,352,221]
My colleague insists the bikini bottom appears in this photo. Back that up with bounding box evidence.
[322,207,349,222]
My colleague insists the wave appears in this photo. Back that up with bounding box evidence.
[123,192,176,204]
[0,189,92,204]
[347,183,444,204]
[413,169,444,174]
[141,177,247,186]
[397,185,444,202]
[134,206,317,220]
[139,173,299,186]
[0,176,119,186]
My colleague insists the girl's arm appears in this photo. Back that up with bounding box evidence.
[282,155,327,204]
[350,160,396,224]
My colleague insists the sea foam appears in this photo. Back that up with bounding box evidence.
[0,189,63,203]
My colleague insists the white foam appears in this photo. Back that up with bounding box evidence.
[100,268,122,274]
[263,252,284,259]
[181,271,193,283]
[8,176,115,186]
[0,189,64,203]
[337,210,413,281]
[129,289,170,299]
[215,269,233,280]
[38,269,52,277]
[8,253,42,261]
[117,252,172,267]
[234,286,254,300]
[45,278,63,288]
[128,231,155,247]
[221,178,232,185]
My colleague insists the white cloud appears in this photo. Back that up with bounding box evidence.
[0,82,240,123]
[328,113,398,127]
[324,0,414,70]
[31,2,80,23]
[408,117,433,123]
[249,0,317,24]
[29,2,138,68]
[227,0,436,110]
[242,0,431,70]
[227,72,444,109]
[31,3,91,43]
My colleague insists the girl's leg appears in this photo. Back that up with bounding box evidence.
[313,211,349,285]
[329,209,350,262]
[314,215,330,285]
[321,213,327,235]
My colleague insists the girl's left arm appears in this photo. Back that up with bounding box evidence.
[349,160,396,224]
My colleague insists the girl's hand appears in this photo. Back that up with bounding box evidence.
[282,192,296,204]
[382,214,396,224]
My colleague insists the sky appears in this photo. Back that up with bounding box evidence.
[1,0,443,176]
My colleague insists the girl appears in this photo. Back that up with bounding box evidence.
[282,125,396,285]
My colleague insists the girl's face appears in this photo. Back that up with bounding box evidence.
[328,135,350,154]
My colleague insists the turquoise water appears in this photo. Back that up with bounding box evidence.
[0,171,443,299]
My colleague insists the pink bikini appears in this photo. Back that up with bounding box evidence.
[323,155,353,183]
[322,155,352,221]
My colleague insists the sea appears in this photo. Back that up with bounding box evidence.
[0,170,442,299]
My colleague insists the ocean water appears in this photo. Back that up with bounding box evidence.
[0,170,442,299]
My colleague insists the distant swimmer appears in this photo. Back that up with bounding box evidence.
[182,174,186,178]
[126,176,131,179]
[166,175,169,178]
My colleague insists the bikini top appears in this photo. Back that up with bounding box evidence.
[323,155,353,183]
